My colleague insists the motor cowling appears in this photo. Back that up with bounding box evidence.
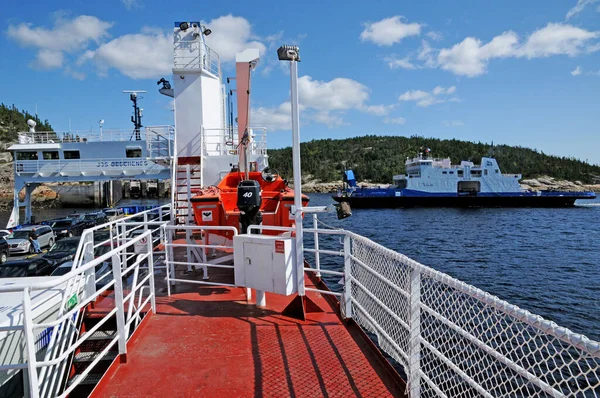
[237,180,261,234]
[237,180,261,210]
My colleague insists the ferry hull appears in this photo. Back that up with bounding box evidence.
[333,194,594,208]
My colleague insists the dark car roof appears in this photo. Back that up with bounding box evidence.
[2,258,49,266]
[56,237,81,243]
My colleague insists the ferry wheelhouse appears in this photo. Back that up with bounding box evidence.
[0,18,598,398]
[7,120,172,227]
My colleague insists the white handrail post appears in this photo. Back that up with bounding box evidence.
[185,229,192,272]
[312,214,321,278]
[343,234,352,319]
[112,254,128,363]
[164,226,172,297]
[143,213,148,231]
[185,164,192,225]
[409,265,422,398]
[22,287,40,398]
[120,223,127,269]
[147,235,156,313]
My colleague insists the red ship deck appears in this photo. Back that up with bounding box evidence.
[91,268,406,397]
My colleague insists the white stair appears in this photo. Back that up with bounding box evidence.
[175,163,201,225]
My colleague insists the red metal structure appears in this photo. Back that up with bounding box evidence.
[190,171,309,239]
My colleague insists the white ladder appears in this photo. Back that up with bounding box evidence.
[175,163,201,224]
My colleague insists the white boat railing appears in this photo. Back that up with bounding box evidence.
[0,230,157,398]
[15,125,175,145]
[248,214,600,397]
[202,127,268,157]
[173,40,220,76]
[290,215,600,397]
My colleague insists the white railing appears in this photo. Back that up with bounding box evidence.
[346,232,600,397]
[163,225,238,295]
[0,230,157,398]
[146,126,175,160]
[173,40,220,76]
[246,214,600,397]
[202,127,268,157]
[15,125,174,145]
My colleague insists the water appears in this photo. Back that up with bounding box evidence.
[304,193,600,342]
[1,194,597,341]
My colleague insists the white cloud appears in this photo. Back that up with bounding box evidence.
[309,111,346,128]
[426,31,444,41]
[435,24,599,77]
[437,31,519,77]
[566,0,600,19]
[83,28,171,79]
[298,76,370,111]
[204,14,267,63]
[518,23,599,58]
[360,104,395,116]
[432,85,456,95]
[442,120,464,127]
[254,75,394,130]
[35,50,64,69]
[122,0,143,9]
[7,15,113,70]
[571,66,582,76]
[360,16,421,46]
[386,57,417,70]
[383,117,406,125]
[252,102,292,131]
[399,86,458,107]
[8,13,269,80]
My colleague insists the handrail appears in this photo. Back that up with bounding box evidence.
[0,230,153,294]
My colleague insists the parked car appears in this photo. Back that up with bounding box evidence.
[66,212,95,228]
[43,237,81,265]
[103,208,125,222]
[6,226,56,254]
[0,237,8,263]
[93,228,112,244]
[51,260,112,288]
[0,258,57,278]
[47,218,85,239]
[83,212,108,226]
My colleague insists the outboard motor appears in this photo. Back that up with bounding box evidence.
[237,180,262,234]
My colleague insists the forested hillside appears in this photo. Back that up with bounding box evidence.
[0,104,53,142]
[268,135,600,184]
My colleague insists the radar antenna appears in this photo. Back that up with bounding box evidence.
[123,90,147,140]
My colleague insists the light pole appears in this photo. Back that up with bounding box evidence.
[277,45,305,297]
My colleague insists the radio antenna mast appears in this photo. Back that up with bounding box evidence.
[123,90,147,140]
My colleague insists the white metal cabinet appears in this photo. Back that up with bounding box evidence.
[233,234,296,296]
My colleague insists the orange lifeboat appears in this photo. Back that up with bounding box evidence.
[190,169,309,239]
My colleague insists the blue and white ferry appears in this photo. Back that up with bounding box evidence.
[334,152,596,208]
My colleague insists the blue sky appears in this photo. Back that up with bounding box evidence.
[2,0,600,164]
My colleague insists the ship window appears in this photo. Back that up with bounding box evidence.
[449,171,454,174]
[16,152,38,160]
[457,170,463,176]
[442,171,447,174]
[42,151,59,160]
[484,169,488,175]
[64,150,80,160]
[126,148,142,158]
[495,169,499,173]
